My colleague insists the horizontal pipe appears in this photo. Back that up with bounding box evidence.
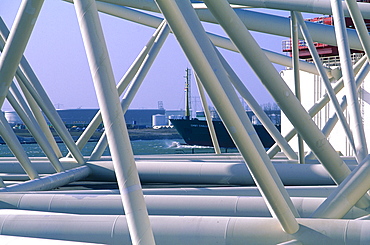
[0,194,367,219]
[0,235,100,244]
[0,159,357,185]
[228,0,370,18]
[142,186,336,197]
[97,0,363,50]
[1,211,370,244]
[1,186,337,197]
[0,166,91,192]
[89,1,334,77]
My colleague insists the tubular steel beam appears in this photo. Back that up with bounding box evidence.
[70,18,166,156]
[92,1,334,78]
[345,0,370,61]
[98,0,365,50]
[203,0,350,187]
[0,166,91,192]
[1,214,370,244]
[312,154,370,218]
[305,61,370,159]
[15,76,63,158]
[0,194,368,219]
[89,20,170,161]
[228,0,370,18]
[73,1,155,244]
[155,0,299,234]
[0,17,84,164]
[331,0,368,162]
[8,84,64,172]
[291,12,305,164]
[215,48,297,160]
[0,0,43,107]
[195,74,222,154]
[267,55,367,158]
[0,112,39,180]
[294,12,357,161]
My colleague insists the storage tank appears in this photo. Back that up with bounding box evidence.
[4,111,22,126]
[152,114,167,128]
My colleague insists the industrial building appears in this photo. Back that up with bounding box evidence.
[5,108,169,129]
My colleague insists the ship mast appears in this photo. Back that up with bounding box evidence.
[184,68,191,120]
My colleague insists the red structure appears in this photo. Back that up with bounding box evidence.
[282,13,370,59]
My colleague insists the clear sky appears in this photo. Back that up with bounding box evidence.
[0,1,290,112]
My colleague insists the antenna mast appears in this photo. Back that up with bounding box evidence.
[184,68,191,119]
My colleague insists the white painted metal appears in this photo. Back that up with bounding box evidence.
[142,186,337,197]
[345,0,370,60]
[0,159,354,185]
[2,0,370,243]
[203,0,350,187]
[0,235,101,245]
[277,240,303,245]
[195,74,222,154]
[16,77,63,158]
[72,19,166,155]
[305,61,370,159]
[89,20,170,161]
[228,0,370,18]
[0,0,43,107]
[91,1,335,79]
[1,212,370,244]
[291,12,305,164]
[216,49,297,160]
[109,0,364,50]
[268,55,367,158]
[312,154,370,218]
[294,12,357,160]
[0,113,39,180]
[331,0,368,162]
[2,186,336,197]
[1,194,368,219]
[0,17,81,161]
[73,1,155,244]
[156,0,299,234]
[193,80,218,148]
[16,68,86,164]
[1,22,82,163]
[0,166,90,192]
[8,84,64,172]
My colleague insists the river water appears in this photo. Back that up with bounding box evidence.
[0,139,238,157]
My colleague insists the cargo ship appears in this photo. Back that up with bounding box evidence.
[170,116,280,149]
[170,68,280,149]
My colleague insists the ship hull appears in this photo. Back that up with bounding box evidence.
[170,119,279,148]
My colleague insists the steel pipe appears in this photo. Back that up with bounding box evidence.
[294,12,357,160]
[74,1,155,244]
[195,74,221,154]
[72,19,166,155]
[0,194,368,219]
[215,48,297,160]
[0,212,370,244]
[291,12,305,164]
[204,0,350,188]
[91,1,334,78]
[331,0,368,162]
[156,0,299,234]
[0,166,90,192]
[0,0,43,107]
[89,20,170,160]
[7,84,64,172]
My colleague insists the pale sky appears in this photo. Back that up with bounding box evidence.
[0,1,290,112]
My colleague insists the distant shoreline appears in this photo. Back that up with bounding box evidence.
[7,127,181,144]
[128,128,181,141]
